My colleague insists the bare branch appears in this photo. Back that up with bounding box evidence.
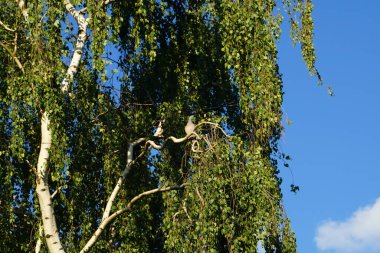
[79,7,87,13]
[166,122,228,144]
[80,183,188,253]
[86,120,224,252]
[103,0,115,5]
[153,120,164,138]
[0,20,15,32]
[101,138,146,221]
[167,133,195,143]
[146,140,162,150]
[51,186,62,200]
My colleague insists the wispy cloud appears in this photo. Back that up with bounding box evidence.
[315,197,380,252]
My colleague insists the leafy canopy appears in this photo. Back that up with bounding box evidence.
[0,0,319,252]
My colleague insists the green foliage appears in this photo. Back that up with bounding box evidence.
[0,0,320,252]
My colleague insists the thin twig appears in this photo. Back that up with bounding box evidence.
[194,121,230,138]
[13,33,18,54]
[195,186,205,207]
[103,0,116,5]
[182,201,193,222]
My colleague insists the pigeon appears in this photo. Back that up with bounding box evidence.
[185,116,195,135]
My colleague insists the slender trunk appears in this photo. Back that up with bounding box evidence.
[33,1,88,252]
[35,112,64,252]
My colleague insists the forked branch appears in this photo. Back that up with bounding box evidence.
[101,138,147,221]
[85,120,226,252]
[80,183,188,253]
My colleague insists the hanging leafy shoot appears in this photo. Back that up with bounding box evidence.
[0,0,320,252]
[283,0,323,85]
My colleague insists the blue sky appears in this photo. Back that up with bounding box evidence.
[278,1,380,252]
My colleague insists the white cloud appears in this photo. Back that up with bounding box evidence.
[315,197,380,252]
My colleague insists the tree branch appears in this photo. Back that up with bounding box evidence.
[194,121,230,138]
[103,0,115,5]
[80,183,188,253]
[62,0,88,93]
[35,224,43,253]
[0,41,24,73]
[85,120,223,252]
[101,137,166,222]
[101,138,146,221]
[51,186,62,200]
[35,112,65,253]
[0,20,15,32]
[33,2,89,252]
[165,121,229,144]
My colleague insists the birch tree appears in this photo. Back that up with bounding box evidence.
[0,0,322,252]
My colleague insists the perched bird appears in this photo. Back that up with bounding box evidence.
[185,116,195,135]
[154,120,164,137]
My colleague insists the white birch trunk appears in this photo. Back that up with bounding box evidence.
[33,1,88,252]
[35,113,64,252]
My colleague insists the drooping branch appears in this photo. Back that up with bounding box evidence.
[80,183,188,253]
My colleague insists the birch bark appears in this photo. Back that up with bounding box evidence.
[36,112,64,252]
[33,1,88,252]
